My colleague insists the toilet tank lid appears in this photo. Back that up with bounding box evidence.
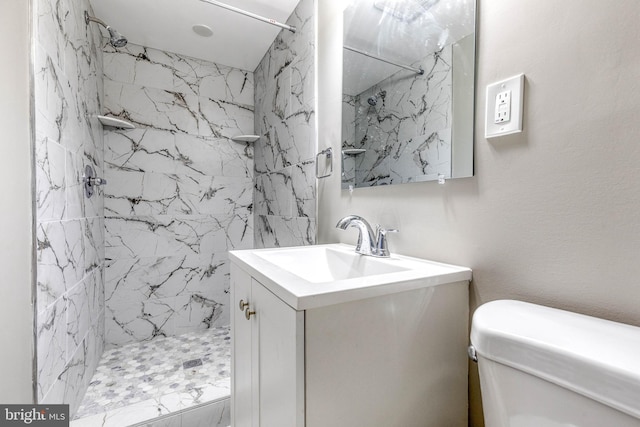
[470,300,640,420]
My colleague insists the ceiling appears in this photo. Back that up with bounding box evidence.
[89,0,301,71]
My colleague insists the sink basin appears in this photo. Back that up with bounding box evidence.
[254,246,408,283]
[229,244,472,310]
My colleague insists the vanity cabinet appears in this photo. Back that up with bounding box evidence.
[230,245,471,427]
[230,264,304,427]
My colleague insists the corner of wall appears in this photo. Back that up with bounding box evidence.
[0,0,36,404]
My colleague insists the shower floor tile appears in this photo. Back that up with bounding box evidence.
[75,326,230,420]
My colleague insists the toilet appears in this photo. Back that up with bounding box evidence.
[470,300,640,427]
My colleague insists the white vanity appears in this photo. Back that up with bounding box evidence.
[229,243,472,427]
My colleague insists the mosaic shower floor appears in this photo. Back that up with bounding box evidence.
[73,326,230,426]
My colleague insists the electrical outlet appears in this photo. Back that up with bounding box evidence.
[485,74,524,138]
[494,90,511,123]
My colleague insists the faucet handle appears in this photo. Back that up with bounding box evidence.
[374,225,398,257]
[376,225,398,234]
[375,225,399,237]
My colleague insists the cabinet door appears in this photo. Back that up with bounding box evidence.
[231,264,252,427]
[251,279,305,427]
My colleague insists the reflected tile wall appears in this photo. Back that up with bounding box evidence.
[345,46,453,186]
[34,0,106,417]
[103,44,254,346]
[254,0,317,248]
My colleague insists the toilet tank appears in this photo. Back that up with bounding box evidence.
[470,300,640,427]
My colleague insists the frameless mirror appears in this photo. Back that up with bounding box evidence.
[341,0,476,188]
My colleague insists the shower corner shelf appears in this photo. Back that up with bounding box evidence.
[97,115,136,129]
[231,134,260,143]
[342,148,366,155]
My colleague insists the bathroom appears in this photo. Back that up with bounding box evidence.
[1,0,640,426]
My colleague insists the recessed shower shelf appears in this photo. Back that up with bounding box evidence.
[232,135,260,143]
[97,115,135,129]
[342,148,366,155]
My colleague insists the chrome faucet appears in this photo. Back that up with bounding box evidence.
[335,215,398,257]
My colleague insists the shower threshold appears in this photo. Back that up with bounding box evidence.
[71,327,231,427]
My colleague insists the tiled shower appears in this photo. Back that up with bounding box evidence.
[33,0,316,424]
[102,43,254,347]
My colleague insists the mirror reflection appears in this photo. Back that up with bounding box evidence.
[341,0,476,188]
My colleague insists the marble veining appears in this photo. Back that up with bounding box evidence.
[104,254,232,346]
[105,172,252,217]
[105,129,252,179]
[254,0,317,248]
[34,0,106,416]
[34,0,316,421]
[103,43,254,346]
[103,44,253,106]
[104,79,254,139]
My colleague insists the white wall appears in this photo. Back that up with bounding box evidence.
[318,1,640,425]
[0,0,35,404]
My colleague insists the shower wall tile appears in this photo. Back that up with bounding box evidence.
[253,0,316,248]
[104,80,254,138]
[104,296,175,346]
[105,171,252,217]
[34,0,106,415]
[104,129,253,179]
[254,122,287,174]
[84,216,105,274]
[103,44,254,346]
[255,169,293,217]
[172,292,227,333]
[36,0,65,69]
[105,213,251,260]
[104,291,229,347]
[103,44,254,106]
[36,220,85,313]
[254,159,316,219]
[36,136,67,222]
[37,298,67,401]
[34,45,70,149]
[91,268,106,329]
[105,254,229,301]
[58,335,91,417]
[66,279,91,357]
[291,159,316,218]
[65,167,85,221]
[255,215,316,249]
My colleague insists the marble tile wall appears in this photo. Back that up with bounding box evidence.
[34,0,106,416]
[102,44,254,347]
[254,0,317,248]
[343,46,453,186]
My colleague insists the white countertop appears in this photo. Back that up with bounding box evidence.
[229,243,472,310]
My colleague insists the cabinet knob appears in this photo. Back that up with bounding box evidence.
[239,299,249,311]
[245,308,256,320]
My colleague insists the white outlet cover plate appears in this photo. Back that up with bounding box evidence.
[485,74,525,139]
